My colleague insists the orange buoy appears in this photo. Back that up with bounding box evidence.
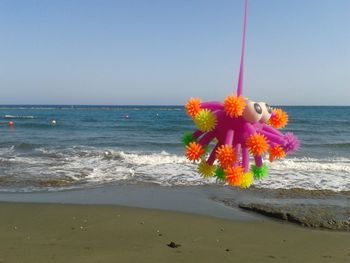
[8,121,14,127]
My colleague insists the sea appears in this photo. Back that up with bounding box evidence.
[0,105,349,192]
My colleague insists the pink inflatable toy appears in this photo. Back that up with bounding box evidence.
[183,0,299,188]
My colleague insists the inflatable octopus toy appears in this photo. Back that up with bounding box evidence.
[183,97,300,188]
[182,0,299,189]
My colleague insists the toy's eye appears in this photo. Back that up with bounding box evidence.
[242,101,263,123]
[259,102,272,123]
[266,103,272,114]
[254,103,262,114]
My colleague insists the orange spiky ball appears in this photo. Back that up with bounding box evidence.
[224,95,246,118]
[246,133,269,156]
[269,145,286,162]
[216,144,237,169]
[185,98,202,118]
[225,166,244,187]
[185,142,205,161]
[269,108,288,129]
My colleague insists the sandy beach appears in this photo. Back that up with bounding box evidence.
[1,0,349,261]
[0,201,349,263]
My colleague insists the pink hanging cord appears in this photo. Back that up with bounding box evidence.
[236,0,248,96]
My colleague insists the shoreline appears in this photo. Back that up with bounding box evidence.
[1,201,350,263]
[0,184,261,221]
[0,184,349,231]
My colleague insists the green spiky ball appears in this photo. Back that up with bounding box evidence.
[251,164,268,180]
[182,132,196,146]
[214,167,226,182]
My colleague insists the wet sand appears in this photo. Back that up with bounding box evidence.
[0,202,349,263]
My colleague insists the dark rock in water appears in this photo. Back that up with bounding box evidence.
[38,179,72,187]
[238,203,350,231]
[215,186,350,231]
[248,187,350,198]
[167,241,181,248]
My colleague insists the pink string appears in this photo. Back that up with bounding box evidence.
[236,0,248,96]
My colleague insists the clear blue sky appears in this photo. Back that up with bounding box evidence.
[0,0,349,105]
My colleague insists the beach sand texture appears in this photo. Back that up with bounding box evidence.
[0,202,349,263]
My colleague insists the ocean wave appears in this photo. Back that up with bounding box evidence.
[15,143,43,151]
[3,115,35,119]
[0,147,349,192]
[254,157,350,192]
[0,106,182,111]
[302,142,350,149]
[16,123,57,129]
[75,107,182,111]
[0,148,211,192]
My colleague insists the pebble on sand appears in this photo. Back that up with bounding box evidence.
[167,241,181,248]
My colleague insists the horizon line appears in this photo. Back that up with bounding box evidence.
[0,104,349,107]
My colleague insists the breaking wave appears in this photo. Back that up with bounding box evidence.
[0,146,349,192]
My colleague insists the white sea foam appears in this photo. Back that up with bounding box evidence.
[4,115,34,119]
[74,149,211,186]
[0,146,349,191]
[254,157,350,191]
[29,148,211,186]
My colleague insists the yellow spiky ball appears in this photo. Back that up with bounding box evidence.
[198,160,216,178]
[194,109,217,132]
[240,172,254,189]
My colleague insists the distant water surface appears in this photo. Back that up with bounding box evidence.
[0,105,349,192]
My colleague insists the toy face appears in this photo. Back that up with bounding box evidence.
[242,100,272,124]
